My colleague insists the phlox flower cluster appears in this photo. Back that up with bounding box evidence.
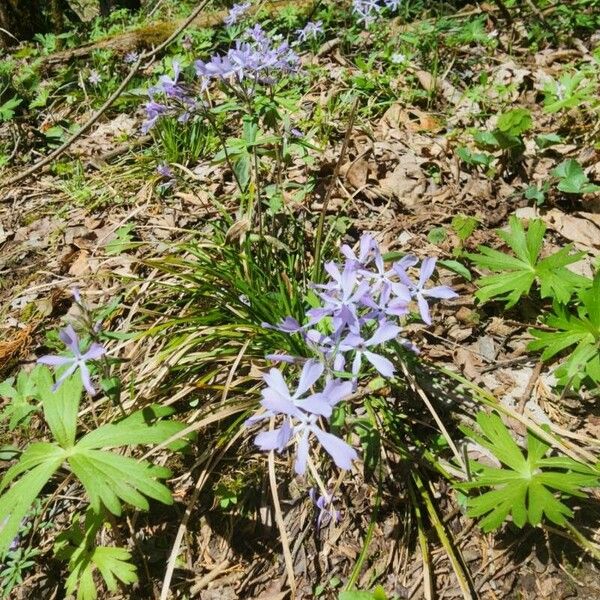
[194,24,299,94]
[247,234,457,480]
[141,26,300,134]
[224,2,251,27]
[352,0,402,25]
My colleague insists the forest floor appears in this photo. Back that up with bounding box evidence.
[0,1,600,599]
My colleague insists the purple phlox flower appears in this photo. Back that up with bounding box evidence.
[37,325,105,396]
[340,233,377,270]
[244,23,269,46]
[124,50,140,64]
[384,0,402,11]
[309,488,341,528]
[308,261,370,333]
[306,329,346,372]
[250,363,357,474]
[340,320,400,378]
[295,20,324,43]
[290,127,303,138]
[195,34,299,93]
[396,257,458,325]
[150,61,185,99]
[71,287,82,304]
[141,100,168,133]
[88,69,102,85]
[352,0,383,25]
[224,1,251,26]
[262,316,305,334]
[360,281,410,321]
[157,163,174,178]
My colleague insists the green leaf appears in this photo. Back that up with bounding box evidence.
[0,96,22,122]
[0,448,64,555]
[469,216,586,307]
[459,412,599,532]
[68,449,173,515]
[451,214,479,242]
[76,405,188,451]
[553,159,600,194]
[105,225,138,255]
[55,509,138,600]
[0,366,43,430]
[438,259,471,281]
[339,591,378,600]
[529,272,600,390]
[496,108,532,137]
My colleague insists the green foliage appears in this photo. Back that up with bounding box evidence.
[461,412,599,532]
[0,546,40,599]
[542,71,596,113]
[0,366,44,430]
[469,216,587,307]
[473,108,532,154]
[552,159,600,194]
[339,586,388,600]
[54,510,138,600]
[0,367,185,555]
[0,96,21,122]
[529,272,600,390]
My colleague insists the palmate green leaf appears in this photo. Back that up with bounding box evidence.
[0,373,183,556]
[529,272,600,389]
[55,509,138,600]
[469,216,586,307]
[460,412,600,532]
[67,449,173,515]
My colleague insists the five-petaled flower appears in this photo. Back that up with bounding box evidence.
[38,325,105,396]
[248,362,356,475]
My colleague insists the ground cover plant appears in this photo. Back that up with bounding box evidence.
[0,0,600,598]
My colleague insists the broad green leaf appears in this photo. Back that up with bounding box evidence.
[469,216,586,307]
[68,449,173,515]
[55,509,138,600]
[496,108,532,137]
[38,368,82,449]
[529,273,600,390]
[553,159,600,194]
[76,404,187,451]
[0,453,63,555]
[460,412,600,532]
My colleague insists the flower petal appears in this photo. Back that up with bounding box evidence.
[83,342,106,361]
[59,325,80,355]
[418,257,437,287]
[295,360,324,397]
[312,426,357,470]
[263,368,291,400]
[37,355,73,367]
[299,393,332,418]
[417,294,432,325]
[79,362,97,396]
[261,389,299,418]
[294,429,310,475]
[364,350,395,377]
[367,321,401,347]
[423,285,458,300]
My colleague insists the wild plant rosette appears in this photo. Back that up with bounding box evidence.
[247,234,458,486]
